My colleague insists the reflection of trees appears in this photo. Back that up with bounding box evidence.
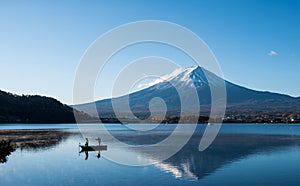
[0,139,16,163]
[0,129,77,164]
[0,129,73,150]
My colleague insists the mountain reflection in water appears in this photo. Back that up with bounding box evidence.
[73,125,300,181]
[79,124,300,181]
[1,125,300,185]
[151,133,300,180]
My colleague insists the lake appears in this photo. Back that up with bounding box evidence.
[1,124,300,186]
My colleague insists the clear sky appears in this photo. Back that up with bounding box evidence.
[0,0,299,104]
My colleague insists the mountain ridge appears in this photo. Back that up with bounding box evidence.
[0,90,91,123]
[74,66,300,123]
[1,65,299,124]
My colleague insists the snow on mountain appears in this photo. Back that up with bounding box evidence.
[74,65,300,119]
[138,66,224,92]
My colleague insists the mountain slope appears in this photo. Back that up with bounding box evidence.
[74,66,300,122]
[0,90,90,123]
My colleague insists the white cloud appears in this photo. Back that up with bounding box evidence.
[268,50,278,56]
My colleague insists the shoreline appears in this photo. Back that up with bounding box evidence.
[0,129,76,149]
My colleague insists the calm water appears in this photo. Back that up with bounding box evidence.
[1,124,300,186]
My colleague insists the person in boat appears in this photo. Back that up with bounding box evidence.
[97,137,101,146]
[85,138,89,147]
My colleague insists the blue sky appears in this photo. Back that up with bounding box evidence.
[0,0,299,104]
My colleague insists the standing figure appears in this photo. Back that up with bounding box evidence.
[85,138,89,147]
[97,137,101,146]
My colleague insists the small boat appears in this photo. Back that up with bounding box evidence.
[80,145,107,151]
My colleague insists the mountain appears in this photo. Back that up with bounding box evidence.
[74,66,300,123]
[0,90,91,123]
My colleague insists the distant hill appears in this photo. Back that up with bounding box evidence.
[0,90,90,123]
[74,66,300,123]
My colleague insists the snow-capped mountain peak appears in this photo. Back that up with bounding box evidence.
[161,66,210,89]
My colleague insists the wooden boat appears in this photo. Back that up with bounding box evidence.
[80,145,107,151]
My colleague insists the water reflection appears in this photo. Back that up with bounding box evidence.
[1,125,300,185]
[79,150,102,160]
[77,124,300,181]
[0,129,75,150]
[77,125,300,181]
[150,133,300,180]
[0,139,16,163]
[79,138,108,160]
[0,129,76,164]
